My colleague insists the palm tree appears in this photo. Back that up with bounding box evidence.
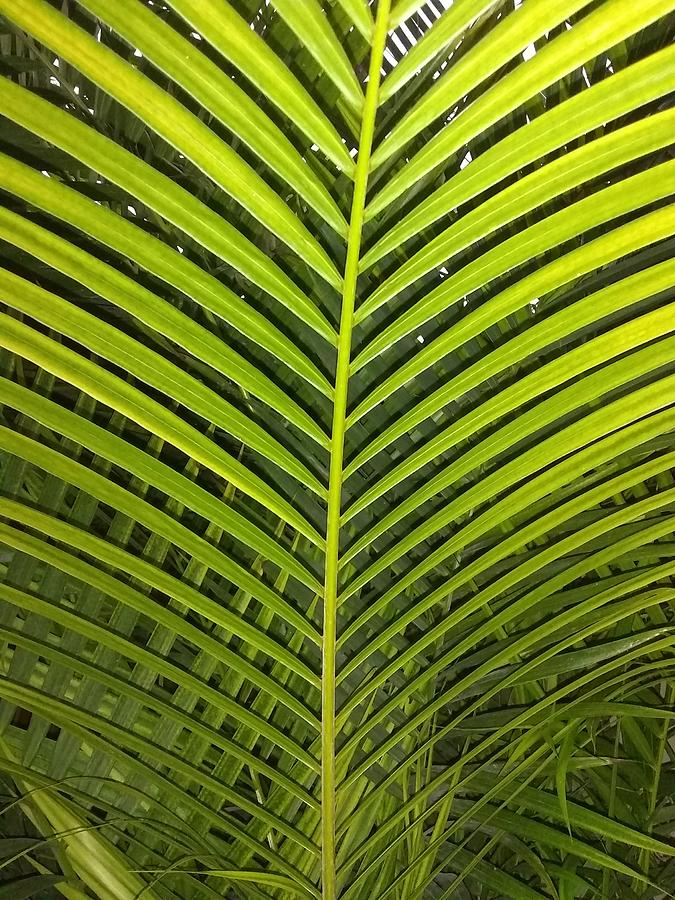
[0,0,674,896]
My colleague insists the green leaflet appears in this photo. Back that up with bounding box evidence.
[0,577,320,771]
[0,0,343,290]
[354,164,675,366]
[1,277,323,497]
[0,377,321,591]
[270,0,364,113]
[0,497,321,690]
[0,312,325,542]
[0,677,320,855]
[333,0,373,39]
[0,204,332,438]
[380,0,500,101]
[339,498,675,737]
[374,0,594,167]
[78,0,347,236]
[341,373,675,595]
[168,0,355,177]
[363,42,675,268]
[0,624,319,810]
[346,257,675,473]
[0,427,322,645]
[345,309,675,520]
[0,78,337,343]
[367,0,675,216]
[0,153,334,395]
[361,106,675,314]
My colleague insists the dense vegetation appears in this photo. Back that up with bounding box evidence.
[0,0,674,897]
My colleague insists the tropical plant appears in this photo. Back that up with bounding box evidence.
[0,0,674,897]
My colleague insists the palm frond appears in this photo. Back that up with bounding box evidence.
[1,1,674,898]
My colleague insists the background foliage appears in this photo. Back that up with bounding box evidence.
[0,0,675,898]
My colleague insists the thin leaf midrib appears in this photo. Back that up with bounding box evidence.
[322,3,391,896]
